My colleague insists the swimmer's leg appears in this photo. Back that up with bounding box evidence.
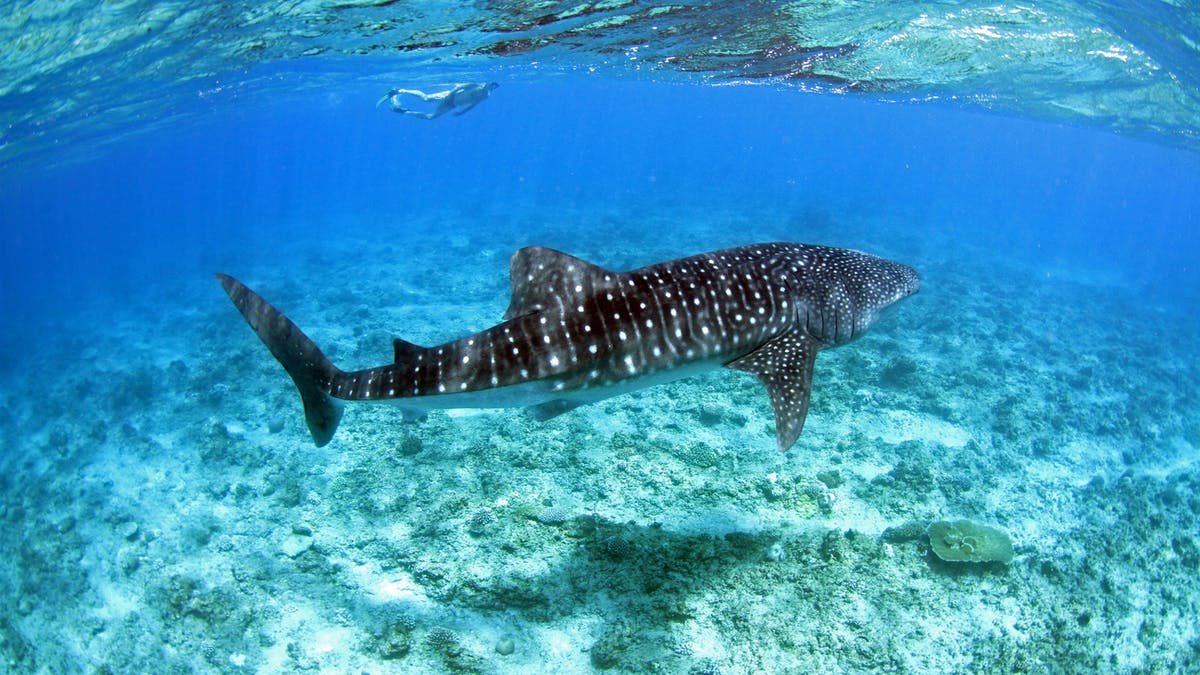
[377,88,440,107]
[401,89,446,102]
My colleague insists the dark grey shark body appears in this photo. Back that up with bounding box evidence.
[218,242,918,450]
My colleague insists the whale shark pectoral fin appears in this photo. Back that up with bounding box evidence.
[504,246,618,320]
[528,399,583,422]
[725,330,820,452]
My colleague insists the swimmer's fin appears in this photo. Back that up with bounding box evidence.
[376,89,398,108]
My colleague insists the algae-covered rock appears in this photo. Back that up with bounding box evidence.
[927,519,1014,564]
[279,533,312,559]
[378,619,413,660]
[881,520,928,544]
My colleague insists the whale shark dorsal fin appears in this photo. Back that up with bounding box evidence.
[725,329,820,451]
[504,246,618,320]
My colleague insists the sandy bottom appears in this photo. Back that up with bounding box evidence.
[1,204,1198,673]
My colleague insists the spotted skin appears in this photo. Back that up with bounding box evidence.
[217,242,919,449]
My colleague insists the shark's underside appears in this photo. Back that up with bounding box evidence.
[217,242,919,450]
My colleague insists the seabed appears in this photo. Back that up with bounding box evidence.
[1,203,1197,673]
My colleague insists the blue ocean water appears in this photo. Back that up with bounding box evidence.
[3,75,1197,332]
[2,3,1200,672]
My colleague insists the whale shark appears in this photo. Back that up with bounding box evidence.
[217,242,918,450]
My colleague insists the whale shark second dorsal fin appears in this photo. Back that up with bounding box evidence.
[504,246,618,320]
[725,329,820,451]
[393,338,426,364]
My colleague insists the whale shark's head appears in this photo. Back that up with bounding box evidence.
[840,251,919,340]
[882,258,921,300]
[785,246,919,346]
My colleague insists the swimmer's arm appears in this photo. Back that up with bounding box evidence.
[452,101,482,116]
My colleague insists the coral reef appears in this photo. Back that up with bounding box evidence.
[926,519,1015,564]
[0,209,1197,672]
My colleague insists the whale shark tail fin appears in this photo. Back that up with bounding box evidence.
[216,273,345,447]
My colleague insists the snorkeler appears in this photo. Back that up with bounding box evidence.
[377,82,499,119]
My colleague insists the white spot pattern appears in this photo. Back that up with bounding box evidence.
[324,242,917,453]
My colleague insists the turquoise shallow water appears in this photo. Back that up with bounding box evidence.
[1,2,1199,673]
[2,197,1199,671]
